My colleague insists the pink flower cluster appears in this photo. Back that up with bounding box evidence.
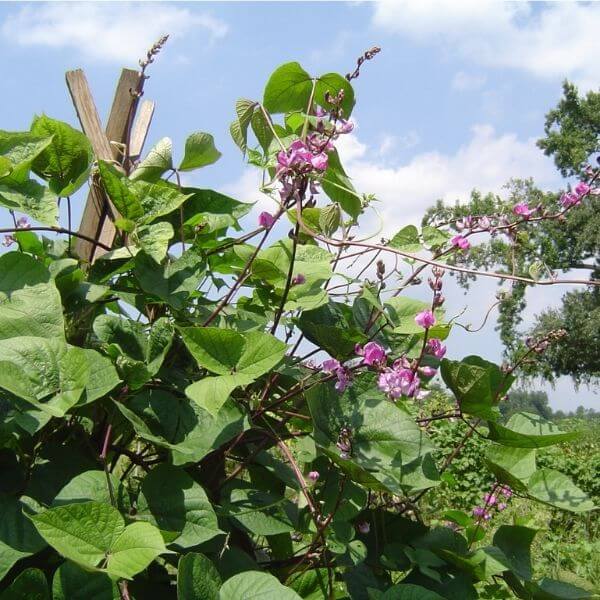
[2,216,30,247]
[321,358,351,392]
[355,341,387,367]
[451,235,470,251]
[415,309,436,329]
[560,181,591,208]
[512,202,537,219]
[472,484,512,522]
[378,360,423,399]
[276,137,331,175]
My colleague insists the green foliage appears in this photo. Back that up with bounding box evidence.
[0,59,596,600]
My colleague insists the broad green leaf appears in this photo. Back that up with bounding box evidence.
[0,178,58,226]
[0,337,89,417]
[492,525,537,581]
[106,521,167,579]
[134,248,205,310]
[527,469,595,513]
[379,584,445,599]
[385,297,430,334]
[219,571,302,600]
[263,62,354,116]
[250,109,274,154]
[422,226,450,249]
[230,99,257,155]
[52,561,118,600]
[130,137,173,182]
[180,327,286,378]
[97,161,143,222]
[222,480,296,536]
[179,132,221,171]
[134,221,174,261]
[0,496,46,582]
[319,202,341,236]
[133,178,192,223]
[113,389,247,466]
[485,445,536,492]
[0,252,64,341]
[297,300,367,359]
[30,115,92,196]
[178,552,221,600]
[487,412,580,448]
[31,501,167,579]
[52,470,120,507]
[0,130,53,178]
[524,578,597,599]
[390,225,422,252]
[137,464,222,549]
[81,349,120,404]
[321,149,361,218]
[0,567,49,600]
[308,374,439,494]
[440,356,514,419]
[186,374,253,416]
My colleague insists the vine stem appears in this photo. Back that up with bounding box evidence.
[0,226,113,252]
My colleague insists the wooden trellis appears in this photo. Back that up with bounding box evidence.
[65,67,155,264]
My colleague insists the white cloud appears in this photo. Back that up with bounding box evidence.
[373,1,600,88]
[1,2,228,64]
[452,71,487,92]
[335,124,559,235]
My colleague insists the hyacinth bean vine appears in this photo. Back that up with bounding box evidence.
[0,45,599,599]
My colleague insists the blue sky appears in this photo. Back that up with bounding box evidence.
[1,1,598,410]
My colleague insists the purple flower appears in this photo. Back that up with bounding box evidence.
[378,367,420,399]
[415,310,436,329]
[426,338,446,359]
[478,216,491,230]
[451,235,470,250]
[258,211,276,228]
[357,521,370,534]
[2,235,16,248]
[513,202,535,219]
[419,366,437,378]
[359,342,386,367]
[308,471,320,483]
[322,358,341,373]
[560,192,580,209]
[292,273,306,286]
[499,485,513,499]
[16,216,30,229]
[337,119,354,134]
[310,153,328,171]
[322,358,350,392]
[483,493,497,506]
[497,502,507,512]
[472,507,491,520]
[575,182,590,197]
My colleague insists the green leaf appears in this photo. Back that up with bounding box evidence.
[485,445,536,492]
[97,161,143,222]
[31,501,167,579]
[492,525,537,581]
[0,337,89,417]
[0,252,64,341]
[179,132,222,171]
[178,552,222,600]
[487,412,580,448]
[136,464,222,549]
[0,496,46,582]
[30,115,92,196]
[527,469,595,513]
[113,389,247,466]
[390,225,422,252]
[230,99,257,155]
[52,561,118,600]
[250,109,274,154]
[180,327,286,378]
[0,130,53,178]
[219,571,302,600]
[319,203,341,236]
[134,221,174,262]
[321,149,361,218]
[0,178,58,226]
[52,470,120,507]
[130,137,173,182]
[440,356,514,419]
[263,62,355,117]
[379,584,445,599]
[384,297,430,334]
[134,248,205,310]
[308,374,439,494]
[0,568,49,600]
[524,578,597,599]
[186,374,253,416]
[422,226,450,249]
